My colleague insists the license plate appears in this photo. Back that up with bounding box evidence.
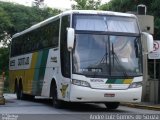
[104,93,115,97]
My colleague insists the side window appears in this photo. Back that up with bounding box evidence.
[51,20,59,47]
[11,19,60,57]
[11,38,16,57]
[11,37,22,57]
[60,15,70,78]
[40,20,59,49]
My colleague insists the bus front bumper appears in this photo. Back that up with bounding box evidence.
[69,84,142,103]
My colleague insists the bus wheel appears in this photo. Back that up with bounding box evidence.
[27,95,35,101]
[16,83,22,100]
[16,80,25,100]
[104,102,120,110]
[52,84,62,108]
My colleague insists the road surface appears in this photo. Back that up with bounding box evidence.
[0,94,159,120]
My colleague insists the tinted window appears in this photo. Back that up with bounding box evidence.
[74,14,139,33]
[60,15,70,78]
[11,19,60,57]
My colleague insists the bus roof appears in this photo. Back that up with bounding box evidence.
[12,10,137,38]
[63,10,137,17]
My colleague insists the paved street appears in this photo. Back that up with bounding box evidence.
[0,94,159,120]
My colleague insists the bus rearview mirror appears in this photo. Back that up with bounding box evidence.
[67,28,75,51]
[141,32,153,53]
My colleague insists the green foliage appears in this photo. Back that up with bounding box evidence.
[99,0,160,40]
[0,47,9,73]
[100,0,134,12]
[101,0,136,12]
[0,47,9,92]
[0,1,61,44]
[99,0,154,14]
[0,1,61,92]
[0,1,61,68]
[72,0,101,10]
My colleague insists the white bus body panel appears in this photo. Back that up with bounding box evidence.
[69,74,142,102]
[70,85,142,102]
[41,48,59,97]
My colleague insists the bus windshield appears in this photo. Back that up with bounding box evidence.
[73,14,139,33]
[73,34,142,77]
[73,14,141,77]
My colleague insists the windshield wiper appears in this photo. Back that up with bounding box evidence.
[111,43,129,77]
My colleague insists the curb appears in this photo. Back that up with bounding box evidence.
[121,103,160,111]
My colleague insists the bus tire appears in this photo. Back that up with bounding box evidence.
[23,94,35,101]
[27,95,35,101]
[16,83,22,100]
[52,84,62,108]
[104,102,120,110]
[14,79,18,93]
[16,79,25,100]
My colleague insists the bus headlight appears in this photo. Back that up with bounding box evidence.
[72,79,91,87]
[129,82,142,88]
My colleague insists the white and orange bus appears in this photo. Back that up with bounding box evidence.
[9,10,153,109]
